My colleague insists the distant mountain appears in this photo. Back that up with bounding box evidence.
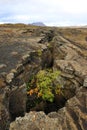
[31,22,46,26]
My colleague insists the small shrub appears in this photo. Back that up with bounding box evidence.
[27,69,63,102]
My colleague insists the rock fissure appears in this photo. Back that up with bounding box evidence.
[0,24,87,130]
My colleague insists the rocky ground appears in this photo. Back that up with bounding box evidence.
[10,87,87,130]
[0,24,87,130]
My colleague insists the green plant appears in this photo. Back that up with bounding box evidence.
[27,69,62,102]
[37,49,42,56]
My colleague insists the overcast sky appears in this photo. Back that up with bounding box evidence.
[0,0,87,26]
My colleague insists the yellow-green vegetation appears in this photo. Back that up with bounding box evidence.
[47,43,52,48]
[37,49,42,56]
[27,69,62,102]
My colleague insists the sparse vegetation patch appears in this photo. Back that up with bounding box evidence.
[26,69,63,111]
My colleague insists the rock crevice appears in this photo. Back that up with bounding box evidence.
[0,24,87,130]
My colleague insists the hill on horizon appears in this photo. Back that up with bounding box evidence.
[31,22,46,26]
